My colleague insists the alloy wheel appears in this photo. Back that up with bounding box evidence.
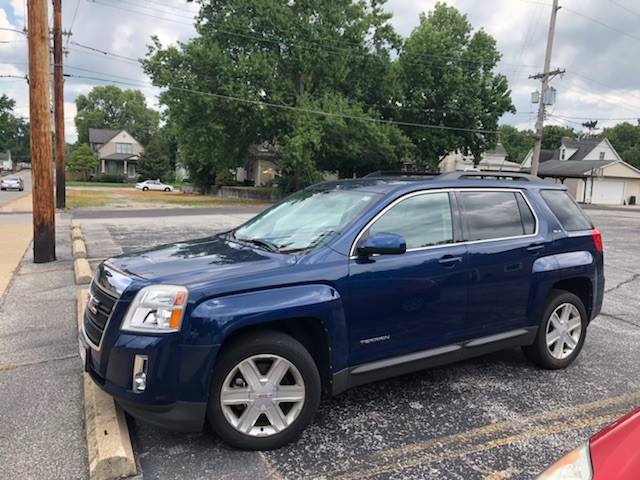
[546,302,582,360]
[219,354,306,437]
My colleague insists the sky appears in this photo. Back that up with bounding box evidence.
[1,0,640,143]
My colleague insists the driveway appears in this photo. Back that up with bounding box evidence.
[77,207,640,480]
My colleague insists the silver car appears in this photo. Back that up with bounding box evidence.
[1,176,24,191]
[135,179,173,192]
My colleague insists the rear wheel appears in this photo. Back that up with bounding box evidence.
[208,331,321,450]
[523,290,588,369]
[142,186,149,191]
[164,187,170,192]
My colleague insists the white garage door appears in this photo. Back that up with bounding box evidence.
[591,179,625,205]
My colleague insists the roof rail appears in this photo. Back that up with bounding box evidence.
[436,171,545,183]
[363,170,438,178]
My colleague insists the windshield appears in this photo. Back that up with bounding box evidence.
[233,187,380,252]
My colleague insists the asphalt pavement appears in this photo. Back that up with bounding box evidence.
[76,207,640,480]
[0,169,31,207]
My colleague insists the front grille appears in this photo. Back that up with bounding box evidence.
[83,281,119,348]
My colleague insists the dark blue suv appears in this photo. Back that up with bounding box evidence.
[79,172,604,450]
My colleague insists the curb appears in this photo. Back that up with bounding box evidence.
[71,222,91,283]
[78,290,137,480]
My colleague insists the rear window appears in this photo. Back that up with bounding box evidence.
[459,191,536,241]
[540,190,593,231]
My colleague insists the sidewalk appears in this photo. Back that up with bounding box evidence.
[0,211,32,297]
[0,215,88,479]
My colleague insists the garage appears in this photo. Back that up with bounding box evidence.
[591,179,625,205]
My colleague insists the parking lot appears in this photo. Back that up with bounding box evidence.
[78,206,640,480]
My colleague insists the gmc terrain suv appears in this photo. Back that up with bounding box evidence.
[79,172,604,450]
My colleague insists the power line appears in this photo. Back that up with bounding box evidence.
[69,40,140,62]
[66,0,82,48]
[608,0,640,18]
[64,72,505,135]
[550,113,640,121]
[0,27,27,35]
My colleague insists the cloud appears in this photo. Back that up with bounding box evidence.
[2,0,639,144]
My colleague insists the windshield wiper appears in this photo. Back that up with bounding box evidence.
[232,234,280,252]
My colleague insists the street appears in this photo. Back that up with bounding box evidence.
[0,170,31,208]
[74,207,640,480]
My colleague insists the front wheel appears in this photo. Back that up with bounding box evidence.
[142,186,149,191]
[523,290,588,369]
[208,331,321,450]
[164,187,170,192]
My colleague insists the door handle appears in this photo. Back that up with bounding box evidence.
[439,255,463,267]
[526,244,545,254]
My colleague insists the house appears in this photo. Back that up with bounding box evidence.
[521,137,640,205]
[438,144,522,172]
[0,151,13,172]
[88,128,143,179]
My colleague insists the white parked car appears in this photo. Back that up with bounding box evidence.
[1,175,24,191]
[135,180,173,192]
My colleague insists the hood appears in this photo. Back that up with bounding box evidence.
[106,235,297,286]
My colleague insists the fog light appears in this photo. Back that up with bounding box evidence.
[132,355,148,393]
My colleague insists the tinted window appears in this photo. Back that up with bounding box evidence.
[460,191,534,241]
[540,190,593,231]
[369,192,453,249]
[516,193,536,235]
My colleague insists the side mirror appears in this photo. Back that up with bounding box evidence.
[356,232,407,257]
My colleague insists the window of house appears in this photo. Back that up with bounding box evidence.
[459,191,535,241]
[599,151,605,160]
[127,164,136,177]
[368,192,454,249]
[561,149,565,160]
[116,143,133,154]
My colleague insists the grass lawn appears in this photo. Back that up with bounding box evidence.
[66,188,268,209]
[66,181,134,188]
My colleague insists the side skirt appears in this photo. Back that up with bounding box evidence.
[331,327,537,396]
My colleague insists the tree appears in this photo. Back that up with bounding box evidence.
[143,0,409,189]
[74,85,160,145]
[395,3,514,170]
[137,137,171,181]
[541,125,576,150]
[67,144,98,180]
[603,122,640,160]
[499,125,533,163]
[0,94,18,153]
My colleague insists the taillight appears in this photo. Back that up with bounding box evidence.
[591,229,603,253]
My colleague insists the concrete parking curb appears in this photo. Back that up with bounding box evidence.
[78,290,137,480]
[74,258,92,284]
[72,227,84,241]
[73,239,87,259]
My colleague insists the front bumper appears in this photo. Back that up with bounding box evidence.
[80,328,219,432]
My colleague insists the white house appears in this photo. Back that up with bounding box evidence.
[438,144,522,172]
[89,128,144,179]
[521,137,640,205]
[0,151,13,172]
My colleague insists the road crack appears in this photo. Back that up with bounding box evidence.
[605,273,640,294]
[598,312,640,328]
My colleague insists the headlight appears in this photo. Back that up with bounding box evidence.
[121,285,188,333]
[537,443,592,480]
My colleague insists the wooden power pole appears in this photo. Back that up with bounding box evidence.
[530,0,564,177]
[53,0,66,209]
[27,0,56,262]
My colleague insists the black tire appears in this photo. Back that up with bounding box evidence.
[523,289,588,369]
[142,186,149,191]
[207,330,321,450]
[164,187,170,192]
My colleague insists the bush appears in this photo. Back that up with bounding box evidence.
[94,173,126,183]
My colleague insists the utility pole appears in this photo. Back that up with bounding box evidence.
[530,0,564,177]
[27,0,56,262]
[53,0,65,209]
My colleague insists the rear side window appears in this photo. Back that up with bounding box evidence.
[540,190,593,231]
[369,192,453,249]
[459,191,536,241]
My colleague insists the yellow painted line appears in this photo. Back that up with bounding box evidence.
[0,223,32,297]
[308,390,640,480]
[332,414,620,480]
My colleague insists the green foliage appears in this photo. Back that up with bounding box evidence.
[75,85,159,145]
[67,144,99,180]
[396,3,514,169]
[499,125,533,163]
[136,136,171,181]
[541,125,576,150]
[0,94,17,153]
[94,173,127,183]
[603,122,640,168]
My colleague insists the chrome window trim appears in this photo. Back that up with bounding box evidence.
[349,188,540,258]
